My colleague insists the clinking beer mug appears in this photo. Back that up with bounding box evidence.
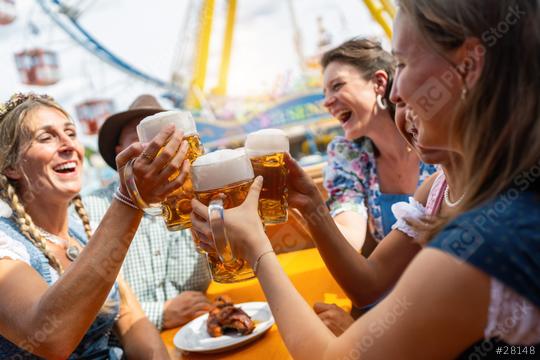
[245,129,289,224]
[136,110,203,231]
[191,149,256,283]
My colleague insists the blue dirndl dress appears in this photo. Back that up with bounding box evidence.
[0,217,122,359]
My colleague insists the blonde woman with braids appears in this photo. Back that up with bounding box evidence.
[191,0,540,358]
[0,93,186,358]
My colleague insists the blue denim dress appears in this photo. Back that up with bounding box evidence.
[0,217,122,359]
[429,189,540,356]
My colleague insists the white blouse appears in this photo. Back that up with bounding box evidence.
[0,229,60,282]
[485,278,540,344]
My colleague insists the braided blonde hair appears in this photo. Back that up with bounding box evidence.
[0,94,74,273]
[0,93,121,313]
[71,195,93,240]
[71,194,121,314]
[0,94,89,273]
[0,176,95,275]
[0,174,64,273]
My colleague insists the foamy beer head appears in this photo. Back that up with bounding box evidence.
[245,129,289,224]
[137,110,197,143]
[245,128,289,157]
[191,149,254,192]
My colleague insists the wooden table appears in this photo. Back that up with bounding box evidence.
[161,248,350,359]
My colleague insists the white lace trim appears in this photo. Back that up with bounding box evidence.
[330,202,368,219]
[0,230,59,282]
[390,197,427,239]
[485,278,540,344]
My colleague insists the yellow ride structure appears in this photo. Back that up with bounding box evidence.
[185,0,395,110]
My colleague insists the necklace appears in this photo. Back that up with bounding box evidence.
[38,227,80,261]
[444,186,465,208]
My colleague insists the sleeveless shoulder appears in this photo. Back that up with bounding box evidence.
[429,190,540,307]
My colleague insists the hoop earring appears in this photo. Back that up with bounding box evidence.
[376,94,388,110]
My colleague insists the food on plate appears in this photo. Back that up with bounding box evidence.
[207,295,255,337]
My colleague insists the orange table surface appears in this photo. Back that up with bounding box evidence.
[161,248,351,359]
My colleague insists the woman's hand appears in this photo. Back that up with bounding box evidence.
[313,302,355,336]
[190,176,271,266]
[284,153,325,213]
[403,215,436,246]
[116,124,190,205]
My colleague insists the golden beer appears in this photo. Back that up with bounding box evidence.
[195,180,254,283]
[250,152,288,223]
[161,134,203,231]
[191,149,255,283]
[137,111,203,231]
[245,129,289,224]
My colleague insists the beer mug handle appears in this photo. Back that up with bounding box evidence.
[208,197,235,264]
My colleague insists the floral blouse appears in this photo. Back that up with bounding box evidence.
[324,136,437,242]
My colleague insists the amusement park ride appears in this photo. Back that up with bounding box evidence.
[2,0,396,252]
[2,0,395,153]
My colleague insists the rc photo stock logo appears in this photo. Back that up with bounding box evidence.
[410,77,453,122]
[439,220,485,262]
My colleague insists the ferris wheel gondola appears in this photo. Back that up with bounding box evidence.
[14,48,60,86]
[75,98,115,135]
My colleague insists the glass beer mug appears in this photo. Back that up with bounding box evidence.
[191,149,256,283]
[245,129,289,224]
[136,110,203,231]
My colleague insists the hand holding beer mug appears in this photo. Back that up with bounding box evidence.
[245,129,290,224]
[191,149,257,283]
[136,110,203,230]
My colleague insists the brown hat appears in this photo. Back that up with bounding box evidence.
[98,94,165,170]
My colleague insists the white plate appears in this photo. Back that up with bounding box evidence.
[173,301,275,354]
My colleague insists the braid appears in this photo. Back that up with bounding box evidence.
[71,195,92,239]
[0,175,64,273]
[71,194,121,314]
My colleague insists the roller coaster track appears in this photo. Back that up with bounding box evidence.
[35,0,181,93]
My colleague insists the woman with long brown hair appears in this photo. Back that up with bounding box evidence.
[322,38,436,252]
[191,0,540,358]
[0,93,186,357]
[317,38,435,333]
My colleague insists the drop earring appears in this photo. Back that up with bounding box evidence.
[461,85,469,100]
[456,58,475,101]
